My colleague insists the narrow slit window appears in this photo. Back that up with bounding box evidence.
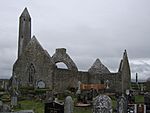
[28,63,35,83]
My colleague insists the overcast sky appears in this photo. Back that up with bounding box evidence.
[0,0,150,81]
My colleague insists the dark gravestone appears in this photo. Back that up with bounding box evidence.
[0,101,3,112]
[45,101,64,113]
[144,93,150,112]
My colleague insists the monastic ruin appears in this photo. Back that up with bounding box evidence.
[12,8,131,93]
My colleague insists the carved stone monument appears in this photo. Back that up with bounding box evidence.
[76,81,81,95]
[93,94,112,113]
[11,96,18,106]
[117,96,128,113]
[64,96,74,113]
[0,101,11,112]
[11,89,18,106]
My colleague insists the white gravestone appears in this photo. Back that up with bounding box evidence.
[76,81,81,95]
[64,96,74,113]
[37,80,45,88]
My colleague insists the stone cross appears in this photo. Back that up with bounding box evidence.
[64,96,73,113]
[105,80,110,89]
[76,81,81,95]
[93,94,112,113]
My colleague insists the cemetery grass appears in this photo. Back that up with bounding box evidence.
[14,100,44,113]
[135,95,144,103]
[14,100,92,113]
[14,100,118,113]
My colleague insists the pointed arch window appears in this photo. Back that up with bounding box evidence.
[28,63,35,84]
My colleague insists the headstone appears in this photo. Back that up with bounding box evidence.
[144,92,150,112]
[93,94,112,113]
[11,90,18,106]
[0,101,3,112]
[2,104,11,112]
[45,101,64,113]
[137,104,146,113]
[127,104,146,113]
[64,96,73,113]
[46,91,53,101]
[76,81,81,95]
[140,84,144,92]
[116,96,128,113]
[127,90,135,104]
[0,101,11,112]
[105,80,109,89]
[128,104,136,113]
[37,80,45,88]
[11,96,18,106]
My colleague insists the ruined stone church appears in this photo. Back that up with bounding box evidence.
[12,8,131,93]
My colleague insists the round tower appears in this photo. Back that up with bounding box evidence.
[18,8,31,57]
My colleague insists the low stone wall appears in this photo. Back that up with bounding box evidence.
[54,68,78,92]
[77,71,89,83]
[54,68,122,93]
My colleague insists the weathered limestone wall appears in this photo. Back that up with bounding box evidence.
[77,71,89,83]
[54,68,122,93]
[13,37,55,89]
[52,48,78,71]
[53,68,78,92]
[88,73,122,92]
[53,69,90,92]
[119,50,131,93]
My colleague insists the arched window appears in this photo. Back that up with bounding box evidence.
[56,62,68,69]
[28,63,35,84]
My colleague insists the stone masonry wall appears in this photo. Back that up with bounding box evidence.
[13,37,55,89]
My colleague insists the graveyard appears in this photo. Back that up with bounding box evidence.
[0,81,149,113]
[0,4,150,113]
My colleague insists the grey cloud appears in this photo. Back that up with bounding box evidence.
[0,0,150,80]
[130,60,150,80]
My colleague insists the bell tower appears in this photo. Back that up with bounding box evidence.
[18,8,31,57]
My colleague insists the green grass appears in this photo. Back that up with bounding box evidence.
[14,100,44,113]
[14,95,144,113]
[14,100,117,113]
[74,107,92,113]
[14,100,92,113]
[135,95,144,103]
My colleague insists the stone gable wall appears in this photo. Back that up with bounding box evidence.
[13,41,54,89]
